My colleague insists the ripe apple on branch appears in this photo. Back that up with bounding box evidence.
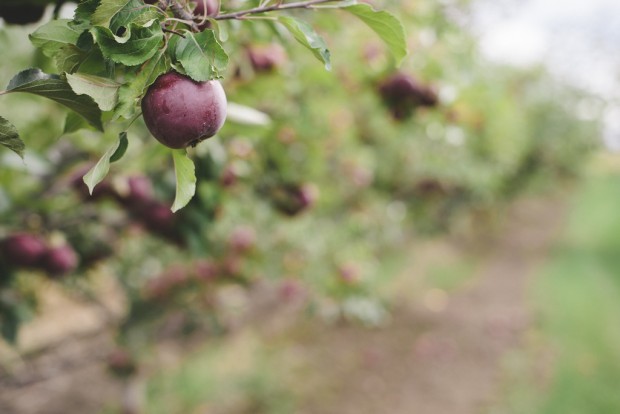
[0,0,408,211]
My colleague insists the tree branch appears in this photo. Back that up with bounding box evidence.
[214,0,347,21]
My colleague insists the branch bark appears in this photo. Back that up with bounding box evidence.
[214,0,347,21]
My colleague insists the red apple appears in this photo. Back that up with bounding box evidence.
[42,244,79,277]
[141,71,227,149]
[107,347,137,377]
[378,72,438,120]
[228,226,256,253]
[192,0,219,30]
[121,175,154,208]
[1,233,47,268]
[247,44,287,73]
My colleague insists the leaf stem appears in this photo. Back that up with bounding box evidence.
[162,27,187,38]
[127,111,143,128]
[214,0,347,21]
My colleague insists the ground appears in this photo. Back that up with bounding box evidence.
[287,197,565,414]
[0,196,567,414]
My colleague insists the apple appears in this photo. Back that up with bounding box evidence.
[136,200,182,244]
[122,175,154,208]
[220,164,238,187]
[107,347,137,377]
[270,183,319,216]
[69,163,117,201]
[0,4,45,25]
[0,233,47,268]
[141,71,227,149]
[192,0,219,30]
[144,265,188,300]
[247,44,287,73]
[228,226,256,253]
[193,259,219,281]
[378,72,438,120]
[42,244,78,277]
[337,263,361,284]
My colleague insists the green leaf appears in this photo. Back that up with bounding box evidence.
[66,73,121,111]
[115,48,168,119]
[54,45,87,73]
[174,30,228,82]
[29,19,82,58]
[83,134,124,194]
[312,0,358,7]
[92,0,131,27]
[0,116,24,159]
[109,0,162,33]
[92,22,163,66]
[92,0,161,31]
[110,131,128,162]
[171,150,197,212]
[5,69,102,130]
[227,102,271,126]
[73,0,101,27]
[277,16,331,70]
[343,3,408,66]
[63,112,92,134]
[77,48,114,77]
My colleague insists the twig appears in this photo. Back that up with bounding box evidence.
[162,27,186,38]
[164,0,200,32]
[215,0,346,21]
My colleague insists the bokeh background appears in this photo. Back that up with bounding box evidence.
[1,0,619,413]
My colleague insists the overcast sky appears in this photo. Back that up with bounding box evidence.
[471,0,620,147]
[472,0,620,99]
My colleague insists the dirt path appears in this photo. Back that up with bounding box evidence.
[293,197,566,414]
[0,197,566,414]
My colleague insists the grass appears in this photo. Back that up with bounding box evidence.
[144,331,295,414]
[494,166,620,414]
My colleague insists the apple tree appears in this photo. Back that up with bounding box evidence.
[0,0,406,211]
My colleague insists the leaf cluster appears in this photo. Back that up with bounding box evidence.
[0,0,407,210]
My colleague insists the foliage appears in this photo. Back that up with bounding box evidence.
[0,1,603,408]
[491,169,620,414]
[0,0,406,210]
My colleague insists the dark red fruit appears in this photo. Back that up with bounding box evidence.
[378,72,438,120]
[228,226,256,253]
[138,201,178,238]
[107,348,137,377]
[42,244,78,277]
[144,265,188,300]
[247,44,287,73]
[221,256,242,278]
[73,178,116,201]
[298,183,319,208]
[1,233,47,268]
[69,164,117,201]
[193,0,219,30]
[220,164,238,187]
[279,279,305,302]
[193,259,219,281]
[141,71,227,149]
[122,175,154,208]
[0,4,45,25]
[338,263,361,284]
[270,183,319,217]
